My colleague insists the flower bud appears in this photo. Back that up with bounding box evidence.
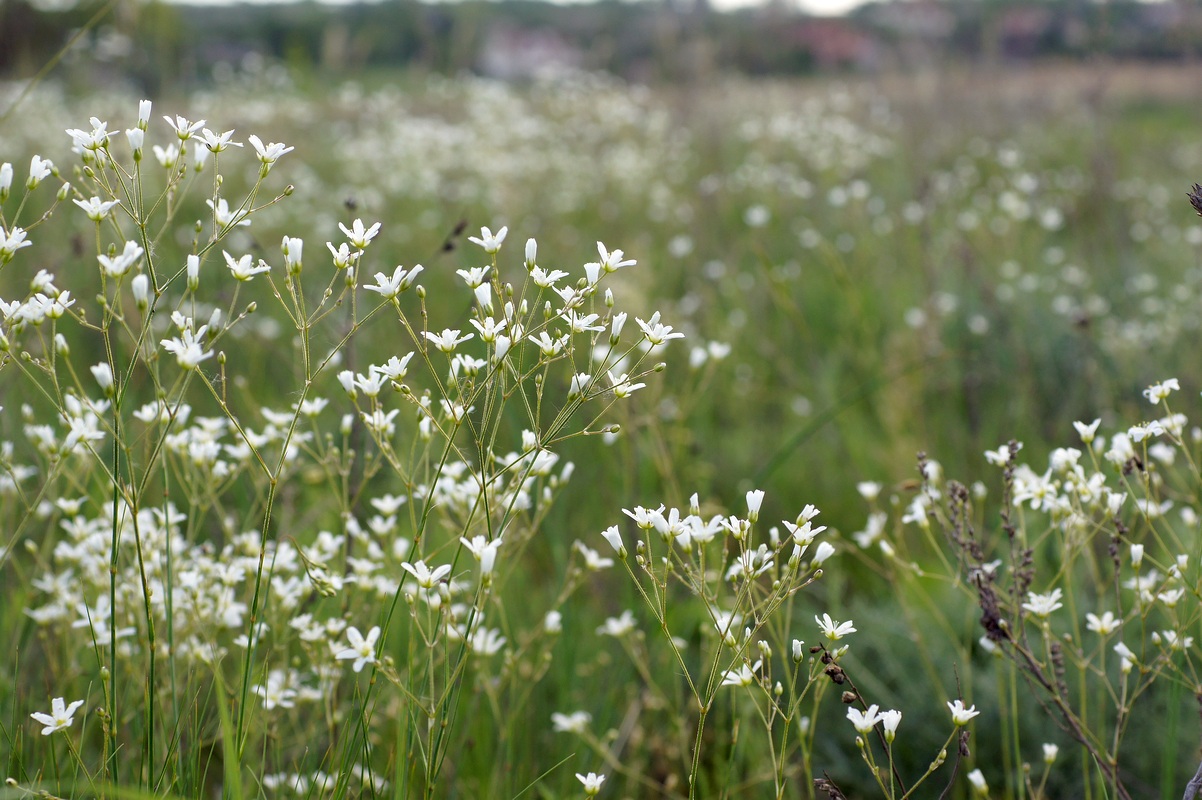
[138,99,152,131]
[131,273,149,310]
[792,639,804,662]
[0,162,11,202]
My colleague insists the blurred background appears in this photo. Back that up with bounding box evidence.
[3,0,1202,90]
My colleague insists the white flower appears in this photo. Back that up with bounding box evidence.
[340,219,381,249]
[97,241,144,277]
[880,709,902,743]
[90,362,114,392]
[1022,587,1063,619]
[967,768,988,795]
[66,117,109,151]
[635,311,685,346]
[596,610,636,637]
[593,241,635,273]
[247,134,293,166]
[468,225,507,254]
[206,198,249,230]
[364,264,422,299]
[1131,544,1145,568]
[1085,611,1118,635]
[1143,378,1179,404]
[163,115,205,140]
[424,328,473,353]
[73,196,119,221]
[551,710,591,733]
[720,659,762,687]
[282,236,303,272]
[30,697,85,735]
[401,560,451,589]
[856,481,882,501]
[947,699,980,726]
[576,772,606,796]
[816,613,856,641]
[1043,743,1058,764]
[335,626,380,673]
[746,489,765,521]
[0,162,11,199]
[200,128,241,152]
[160,326,213,370]
[600,525,626,557]
[460,535,503,576]
[223,251,270,281]
[1074,418,1101,444]
[846,704,882,734]
[812,541,836,566]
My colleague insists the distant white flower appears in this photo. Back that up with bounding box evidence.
[1085,611,1119,635]
[551,710,590,733]
[596,610,636,637]
[1022,588,1063,619]
[856,481,882,501]
[30,697,84,735]
[460,535,503,576]
[335,626,380,673]
[207,198,249,230]
[1043,743,1058,764]
[967,768,988,795]
[947,699,980,726]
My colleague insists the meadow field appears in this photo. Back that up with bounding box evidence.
[3,61,1202,799]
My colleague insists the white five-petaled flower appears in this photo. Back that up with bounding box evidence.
[576,772,606,796]
[0,225,32,260]
[340,219,381,249]
[1074,418,1102,444]
[223,250,271,281]
[1086,611,1119,635]
[816,613,856,641]
[247,134,294,166]
[424,328,474,353]
[468,225,507,254]
[73,196,120,222]
[160,325,213,370]
[594,241,636,273]
[1022,587,1063,619]
[335,625,380,673]
[66,117,109,151]
[401,560,451,589]
[364,264,423,299]
[635,311,685,346]
[947,699,980,726]
[846,704,882,734]
[163,115,205,140]
[30,697,85,735]
[200,128,241,152]
[28,155,54,188]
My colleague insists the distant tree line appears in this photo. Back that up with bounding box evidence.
[1,0,1199,90]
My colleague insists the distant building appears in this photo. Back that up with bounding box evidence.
[790,19,881,70]
[478,25,584,80]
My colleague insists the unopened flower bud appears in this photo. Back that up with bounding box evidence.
[187,254,200,291]
[792,639,804,662]
[525,238,537,269]
[137,99,152,131]
[131,273,149,310]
